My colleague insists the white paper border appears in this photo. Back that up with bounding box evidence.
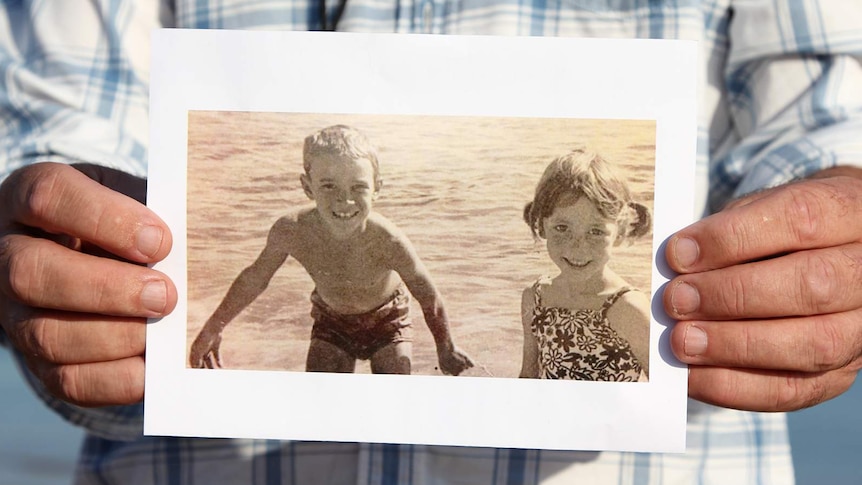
[146,30,696,452]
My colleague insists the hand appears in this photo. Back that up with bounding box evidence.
[0,163,177,406]
[437,343,475,376]
[663,166,862,411]
[189,324,223,369]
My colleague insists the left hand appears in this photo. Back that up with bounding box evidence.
[437,344,475,376]
[664,166,862,412]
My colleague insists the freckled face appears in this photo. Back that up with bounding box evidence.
[302,156,379,239]
[542,197,619,281]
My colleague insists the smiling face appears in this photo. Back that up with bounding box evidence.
[301,155,380,239]
[542,196,620,283]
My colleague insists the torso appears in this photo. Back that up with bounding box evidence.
[278,208,404,314]
[529,277,645,381]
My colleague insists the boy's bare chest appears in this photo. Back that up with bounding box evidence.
[291,237,393,284]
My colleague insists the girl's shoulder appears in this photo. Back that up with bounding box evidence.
[598,271,645,308]
[614,286,649,305]
[534,275,554,288]
[522,276,555,309]
[528,275,553,295]
[603,286,650,321]
[603,285,636,305]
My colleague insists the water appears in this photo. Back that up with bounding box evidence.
[185,112,657,376]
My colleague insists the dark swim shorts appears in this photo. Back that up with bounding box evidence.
[309,286,413,360]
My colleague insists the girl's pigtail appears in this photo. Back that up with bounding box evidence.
[523,201,540,238]
[626,201,652,240]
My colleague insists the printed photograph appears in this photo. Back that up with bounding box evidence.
[185,111,656,382]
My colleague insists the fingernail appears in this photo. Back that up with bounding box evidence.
[141,281,167,314]
[671,281,700,315]
[674,237,699,269]
[136,226,164,258]
[684,325,708,356]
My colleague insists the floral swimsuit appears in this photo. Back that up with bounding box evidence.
[529,278,645,381]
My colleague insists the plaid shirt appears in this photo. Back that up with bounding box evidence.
[1,0,861,484]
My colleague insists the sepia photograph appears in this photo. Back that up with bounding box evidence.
[184,111,655,382]
[145,30,695,451]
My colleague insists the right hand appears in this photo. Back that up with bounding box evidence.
[664,168,862,411]
[437,343,475,376]
[0,162,177,406]
[189,324,223,369]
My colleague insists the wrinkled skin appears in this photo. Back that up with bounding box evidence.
[665,166,862,411]
[0,163,176,406]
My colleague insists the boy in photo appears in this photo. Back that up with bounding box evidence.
[189,125,474,375]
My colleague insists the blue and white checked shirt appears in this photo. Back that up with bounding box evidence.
[2,1,861,484]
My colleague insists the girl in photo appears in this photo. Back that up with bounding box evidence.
[520,149,651,382]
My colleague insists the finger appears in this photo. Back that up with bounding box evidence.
[213,345,223,368]
[189,331,219,369]
[71,163,147,205]
[688,365,858,412]
[671,310,862,373]
[26,356,145,407]
[0,234,176,317]
[204,349,222,369]
[189,340,206,368]
[666,175,862,273]
[2,307,146,365]
[807,165,862,181]
[189,348,202,368]
[0,163,170,263]
[720,167,862,211]
[720,187,776,212]
[664,243,862,320]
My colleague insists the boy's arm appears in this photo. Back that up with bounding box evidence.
[388,233,474,376]
[189,218,292,368]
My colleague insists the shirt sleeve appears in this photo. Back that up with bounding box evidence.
[708,1,862,211]
[0,0,173,182]
[0,0,173,441]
